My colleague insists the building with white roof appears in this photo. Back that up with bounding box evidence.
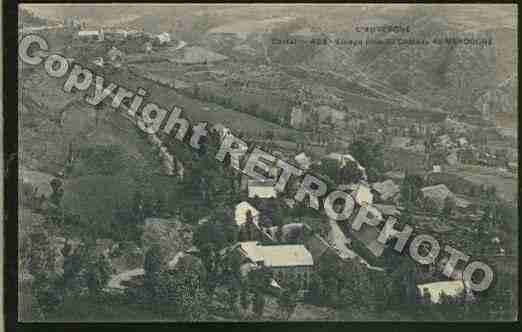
[234,201,260,226]
[294,152,312,170]
[156,32,171,45]
[237,241,314,289]
[417,280,466,304]
[352,184,373,207]
[247,179,278,199]
[77,29,104,42]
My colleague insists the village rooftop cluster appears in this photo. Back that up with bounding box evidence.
[20,32,496,294]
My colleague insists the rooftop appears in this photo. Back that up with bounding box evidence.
[417,280,465,303]
[239,241,314,267]
[235,201,260,226]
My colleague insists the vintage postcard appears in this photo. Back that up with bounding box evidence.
[17,3,517,321]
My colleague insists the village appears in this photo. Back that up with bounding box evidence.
[18,6,517,321]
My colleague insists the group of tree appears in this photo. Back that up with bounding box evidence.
[28,233,112,319]
[349,138,386,182]
[319,158,364,185]
[399,172,424,210]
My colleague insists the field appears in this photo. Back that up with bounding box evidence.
[108,67,299,138]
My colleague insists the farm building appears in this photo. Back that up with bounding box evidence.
[233,241,314,289]
[248,179,278,199]
[76,29,103,42]
[420,184,456,211]
[417,280,468,304]
[371,180,400,202]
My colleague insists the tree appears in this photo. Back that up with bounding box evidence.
[240,279,251,313]
[225,278,240,317]
[194,219,227,250]
[276,225,284,243]
[252,291,266,319]
[320,159,340,183]
[278,276,299,320]
[339,159,364,184]
[388,257,418,310]
[199,243,217,274]
[32,272,64,316]
[244,211,259,242]
[48,178,65,225]
[144,244,162,297]
[155,269,209,321]
[307,274,323,305]
[349,138,385,182]
[249,264,272,319]
[400,172,423,207]
[85,254,112,296]
[62,241,84,291]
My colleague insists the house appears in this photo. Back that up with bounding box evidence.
[290,106,306,129]
[420,184,455,211]
[432,165,442,173]
[454,197,472,210]
[417,280,466,304]
[437,134,452,147]
[106,29,130,40]
[458,137,468,147]
[265,223,308,244]
[235,201,260,227]
[371,180,399,202]
[248,179,278,199]
[156,32,171,45]
[385,170,406,182]
[107,46,125,67]
[144,41,153,53]
[294,152,312,170]
[235,241,314,289]
[235,201,275,242]
[315,105,345,124]
[284,198,296,208]
[211,123,232,141]
[64,17,82,29]
[446,153,458,166]
[352,184,373,207]
[77,29,104,42]
[107,268,145,290]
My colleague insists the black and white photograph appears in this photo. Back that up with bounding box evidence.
[14,3,518,322]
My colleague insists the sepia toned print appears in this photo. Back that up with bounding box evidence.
[17,4,517,321]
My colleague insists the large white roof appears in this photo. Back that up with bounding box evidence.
[77,30,100,36]
[239,242,313,267]
[248,180,278,199]
[417,281,465,303]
